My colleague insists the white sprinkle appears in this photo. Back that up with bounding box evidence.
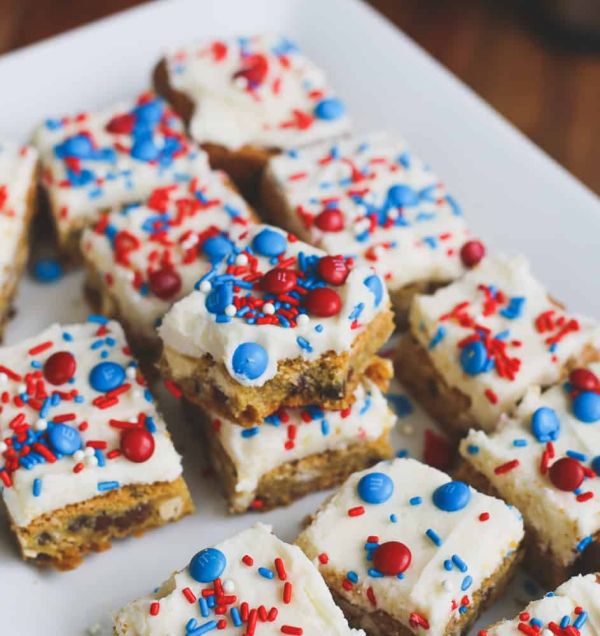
[86,455,99,467]
[199,280,212,293]
[84,447,95,457]
[73,450,85,462]
[223,579,235,593]
[0,372,8,384]
[35,418,48,431]
[263,302,275,315]
[235,253,249,266]
[296,313,309,326]
[17,383,26,394]
[225,304,237,317]
[0,441,7,453]
[126,367,137,379]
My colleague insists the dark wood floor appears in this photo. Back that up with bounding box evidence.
[1,0,598,194]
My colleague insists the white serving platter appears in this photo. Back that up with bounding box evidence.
[0,0,598,633]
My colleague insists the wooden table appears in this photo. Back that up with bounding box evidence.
[1,0,598,194]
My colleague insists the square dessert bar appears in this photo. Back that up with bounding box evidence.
[33,92,208,260]
[199,357,395,513]
[153,34,351,197]
[0,142,38,337]
[297,458,525,636]
[159,224,394,425]
[480,573,600,635]
[396,254,600,438]
[114,522,365,635]
[261,132,475,327]
[0,318,193,570]
[459,363,600,588]
[81,173,256,356]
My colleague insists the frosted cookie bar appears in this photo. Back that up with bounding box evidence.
[33,92,208,260]
[297,458,524,636]
[198,358,395,512]
[396,254,600,438]
[459,363,600,588]
[0,142,38,337]
[159,224,394,425]
[114,523,365,635]
[153,34,351,197]
[480,573,600,635]
[261,132,477,327]
[0,318,193,570]
[82,174,256,356]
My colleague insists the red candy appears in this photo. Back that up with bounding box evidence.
[261,268,297,294]
[317,256,349,286]
[373,541,412,576]
[120,428,155,463]
[233,53,269,86]
[314,208,344,233]
[105,113,135,135]
[43,351,76,386]
[569,368,599,392]
[304,287,341,317]
[148,268,182,300]
[460,240,486,268]
[549,457,584,491]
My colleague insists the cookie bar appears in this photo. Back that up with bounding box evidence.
[114,522,365,635]
[297,458,524,636]
[0,142,38,337]
[33,92,208,260]
[480,573,600,635]
[153,34,351,198]
[81,174,256,356]
[0,318,193,570]
[159,224,394,425]
[261,132,476,327]
[396,254,600,438]
[458,363,600,588]
[197,357,395,513]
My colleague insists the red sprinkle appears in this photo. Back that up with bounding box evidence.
[494,459,520,475]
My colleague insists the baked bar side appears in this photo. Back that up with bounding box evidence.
[9,476,193,571]
[160,308,394,425]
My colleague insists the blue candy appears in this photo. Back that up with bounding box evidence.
[432,481,471,512]
[55,134,95,159]
[314,98,345,121]
[252,229,287,257]
[202,235,234,263]
[364,275,384,307]
[357,472,394,504]
[205,282,233,314]
[232,342,268,380]
[134,99,163,125]
[48,423,82,456]
[387,184,419,208]
[32,258,63,283]
[188,548,227,583]
[530,407,561,442]
[460,341,488,375]
[89,361,126,392]
[592,456,600,476]
[131,137,160,162]
[573,391,600,423]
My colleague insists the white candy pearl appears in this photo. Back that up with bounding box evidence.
[296,313,309,326]
[0,373,7,384]
[262,302,275,315]
[35,418,48,431]
[86,455,99,467]
[73,450,85,462]
[84,447,95,457]
[235,253,248,266]
[199,280,212,293]
[225,304,237,317]
[223,579,235,593]
[0,441,7,453]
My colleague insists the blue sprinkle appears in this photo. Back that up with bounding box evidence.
[566,450,587,462]
[32,478,42,497]
[258,567,274,579]
[390,514,398,523]
[451,554,468,572]
[513,438,528,447]
[500,297,526,319]
[409,496,422,506]
[32,258,63,283]
[241,427,259,438]
[560,616,570,629]
[97,481,120,492]
[428,326,446,350]
[443,559,453,571]
[574,611,588,629]
[367,568,383,578]
[296,336,313,353]
[461,575,473,591]
[577,535,593,552]
[346,571,359,583]
[531,406,561,442]
[425,528,442,546]
[466,444,479,455]
[199,597,209,617]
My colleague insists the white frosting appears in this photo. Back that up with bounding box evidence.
[0,320,183,527]
[297,458,524,635]
[485,573,600,635]
[0,142,38,290]
[163,34,351,150]
[265,132,470,291]
[81,174,255,342]
[210,379,395,509]
[460,362,600,567]
[114,523,365,635]
[33,94,209,242]
[159,224,390,387]
[410,254,600,430]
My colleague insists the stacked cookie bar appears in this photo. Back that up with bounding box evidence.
[0,317,193,570]
[261,131,480,327]
[158,223,396,511]
[154,34,351,197]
